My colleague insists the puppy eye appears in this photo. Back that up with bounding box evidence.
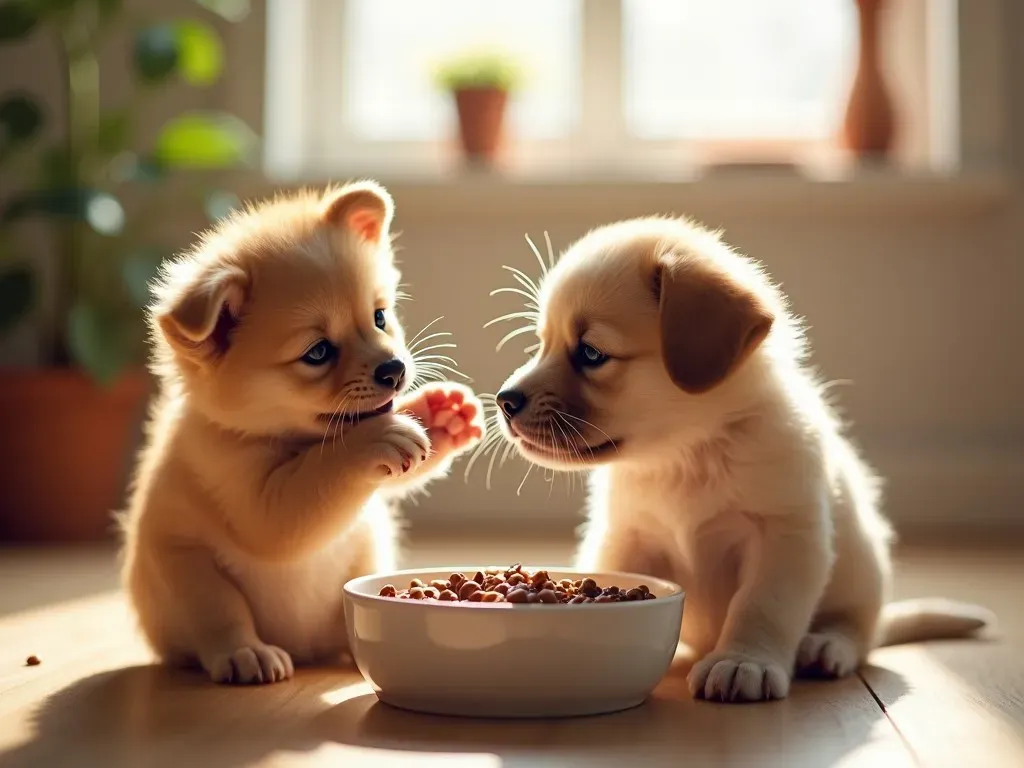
[374,308,386,331]
[300,339,337,366]
[575,341,608,368]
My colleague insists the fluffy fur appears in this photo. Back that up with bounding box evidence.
[493,217,993,702]
[121,181,483,684]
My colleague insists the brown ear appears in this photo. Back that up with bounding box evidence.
[321,181,394,244]
[156,266,247,361]
[657,256,774,394]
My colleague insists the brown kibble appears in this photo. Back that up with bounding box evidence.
[458,580,482,600]
[379,566,657,604]
[25,655,41,667]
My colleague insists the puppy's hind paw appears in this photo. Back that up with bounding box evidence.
[205,644,294,685]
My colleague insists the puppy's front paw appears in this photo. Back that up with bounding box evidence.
[205,643,294,685]
[688,650,790,702]
[355,414,430,479]
[398,383,485,460]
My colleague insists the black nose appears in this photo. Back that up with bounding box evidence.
[374,359,406,390]
[496,389,527,419]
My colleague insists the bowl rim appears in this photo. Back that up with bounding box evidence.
[343,565,685,610]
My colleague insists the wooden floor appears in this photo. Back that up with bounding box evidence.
[1,539,1022,768]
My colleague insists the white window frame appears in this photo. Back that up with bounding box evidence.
[264,0,961,180]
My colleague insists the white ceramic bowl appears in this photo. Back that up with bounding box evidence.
[343,567,685,718]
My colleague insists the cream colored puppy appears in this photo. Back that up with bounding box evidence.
[493,217,992,703]
[122,181,483,684]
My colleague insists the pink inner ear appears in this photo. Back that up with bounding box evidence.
[347,208,382,242]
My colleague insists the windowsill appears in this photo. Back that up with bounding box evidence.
[251,166,1014,221]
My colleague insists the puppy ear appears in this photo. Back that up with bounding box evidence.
[657,255,774,394]
[321,181,394,244]
[155,265,247,361]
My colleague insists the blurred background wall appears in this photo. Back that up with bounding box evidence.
[1,0,1021,541]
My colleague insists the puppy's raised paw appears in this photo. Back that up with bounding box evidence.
[352,413,429,479]
[796,631,860,679]
[688,650,790,703]
[205,643,294,685]
[399,383,485,460]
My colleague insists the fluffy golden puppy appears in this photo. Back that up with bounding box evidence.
[492,218,991,702]
[121,181,483,684]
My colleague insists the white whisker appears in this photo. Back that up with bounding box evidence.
[516,462,534,496]
[409,331,453,352]
[560,412,620,456]
[414,354,460,366]
[544,231,556,271]
[410,342,457,355]
[407,316,445,348]
[483,310,540,329]
[501,264,541,299]
[489,286,539,309]
[524,233,549,278]
[495,324,537,352]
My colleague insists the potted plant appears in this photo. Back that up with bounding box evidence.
[434,50,521,166]
[0,0,257,541]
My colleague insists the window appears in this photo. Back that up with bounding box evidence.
[265,0,958,178]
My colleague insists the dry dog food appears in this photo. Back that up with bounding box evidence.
[25,655,40,666]
[378,563,657,604]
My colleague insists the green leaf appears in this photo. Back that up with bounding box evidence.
[134,21,223,87]
[0,1,38,42]
[1,188,125,235]
[175,20,223,86]
[134,25,178,83]
[0,265,34,334]
[154,112,257,169]
[0,93,43,144]
[67,301,132,385]
[121,247,165,308]
[194,0,249,23]
[97,109,130,155]
[204,189,240,223]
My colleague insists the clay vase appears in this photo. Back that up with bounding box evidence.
[842,0,896,159]
[0,368,150,541]
[453,87,508,165]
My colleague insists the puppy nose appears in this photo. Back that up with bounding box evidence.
[374,359,406,391]
[496,389,527,419]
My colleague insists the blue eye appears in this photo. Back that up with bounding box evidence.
[374,308,386,330]
[576,342,608,368]
[301,339,336,366]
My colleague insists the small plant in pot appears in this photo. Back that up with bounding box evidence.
[435,50,521,166]
[0,0,257,541]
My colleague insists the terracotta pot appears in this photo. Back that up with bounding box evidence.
[842,0,896,158]
[453,87,509,164]
[0,368,150,542]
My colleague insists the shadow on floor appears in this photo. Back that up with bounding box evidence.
[0,663,910,768]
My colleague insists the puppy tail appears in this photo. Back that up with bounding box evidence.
[876,598,995,647]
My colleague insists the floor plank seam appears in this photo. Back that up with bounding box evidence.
[857,671,922,768]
